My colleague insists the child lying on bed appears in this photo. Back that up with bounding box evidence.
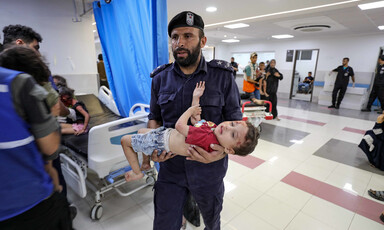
[121,81,260,182]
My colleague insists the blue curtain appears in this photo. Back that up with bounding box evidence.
[93,0,168,117]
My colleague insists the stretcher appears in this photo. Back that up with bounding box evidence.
[60,87,156,220]
[242,101,273,131]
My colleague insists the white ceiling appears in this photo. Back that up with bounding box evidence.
[167,0,384,44]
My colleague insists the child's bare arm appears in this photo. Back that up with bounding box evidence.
[44,160,62,192]
[191,81,205,124]
[175,105,201,137]
[75,106,90,135]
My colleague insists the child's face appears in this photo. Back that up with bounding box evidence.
[60,95,73,107]
[214,121,248,154]
[259,64,265,70]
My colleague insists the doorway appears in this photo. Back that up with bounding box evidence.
[289,49,319,102]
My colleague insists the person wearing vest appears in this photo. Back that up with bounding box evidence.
[243,52,260,100]
[0,67,72,229]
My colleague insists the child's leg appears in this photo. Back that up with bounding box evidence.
[121,135,144,182]
[60,123,75,134]
[137,128,154,171]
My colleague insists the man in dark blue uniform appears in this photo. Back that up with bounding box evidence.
[328,57,355,109]
[148,11,242,230]
[361,55,384,112]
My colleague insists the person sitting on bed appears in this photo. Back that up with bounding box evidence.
[59,86,90,136]
[121,81,260,182]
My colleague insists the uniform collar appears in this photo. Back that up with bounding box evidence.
[169,55,207,77]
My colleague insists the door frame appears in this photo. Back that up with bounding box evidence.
[289,49,320,102]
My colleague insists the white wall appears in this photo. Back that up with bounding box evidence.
[214,33,383,97]
[0,0,98,95]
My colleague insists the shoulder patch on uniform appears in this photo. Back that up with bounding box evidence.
[150,63,172,78]
[207,59,233,72]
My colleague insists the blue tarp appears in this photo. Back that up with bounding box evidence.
[93,0,168,117]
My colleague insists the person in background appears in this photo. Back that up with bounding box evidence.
[265,59,283,120]
[243,52,259,100]
[361,55,384,113]
[97,53,109,88]
[298,72,314,94]
[59,87,90,136]
[258,62,268,100]
[2,25,73,208]
[149,11,243,229]
[328,57,355,109]
[0,65,72,229]
[230,57,238,79]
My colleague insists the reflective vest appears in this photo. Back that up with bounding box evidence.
[0,67,53,221]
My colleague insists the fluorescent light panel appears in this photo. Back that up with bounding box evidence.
[206,0,359,27]
[224,23,249,29]
[358,1,384,10]
[272,34,294,39]
[379,25,384,30]
[222,39,240,43]
[206,7,217,12]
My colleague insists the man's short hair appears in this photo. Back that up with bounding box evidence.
[259,62,265,65]
[2,24,42,45]
[98,53,103,61]
[343,57,349,62]
[233,121,260,156]
[308,72,312,74]
[379,55,384,61]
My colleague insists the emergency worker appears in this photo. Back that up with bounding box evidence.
[361,55,384,112]
[0,67,72,229]
[328,57,355,109]
[149,11,242,230]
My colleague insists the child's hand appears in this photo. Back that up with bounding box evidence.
[193,81,205,99]
[377,114,384,124]
[189,105,202,117]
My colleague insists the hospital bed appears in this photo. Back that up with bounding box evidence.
[242,101,273,131]
[60,86,156,220]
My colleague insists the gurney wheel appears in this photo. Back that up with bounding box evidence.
[90,204,103,220]
[146,176,155,186]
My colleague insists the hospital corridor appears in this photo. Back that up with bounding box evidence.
[1,0,384,230]
[68,100,384,230]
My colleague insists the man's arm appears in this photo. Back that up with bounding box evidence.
[12,74,61,158]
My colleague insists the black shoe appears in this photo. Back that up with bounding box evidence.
[335,105,340,109]
[69,205,77,220]
[328,105,336,108]
[361,108,371,112]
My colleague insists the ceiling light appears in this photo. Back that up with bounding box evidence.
[272,34,294,39]
[222,39,240,43]
[378,25,384,30]
[93,30,97,33]
[206,6,217,12]
[92,22,96,25]
[224,23,250,29]
[358,1,384,10]
[224,35,227,37]
[234,36,237,38]
[206,0,359,27]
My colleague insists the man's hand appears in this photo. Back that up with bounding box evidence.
[151,149,175,162]
[186,144,226,163]
[274,72,280,77]
[377,113,384,124]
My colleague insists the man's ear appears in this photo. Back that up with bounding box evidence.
[200,36,207,48]
[15,39,25,45]
[225,147,235,155]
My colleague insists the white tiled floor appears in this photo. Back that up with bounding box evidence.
[68,104,384,229]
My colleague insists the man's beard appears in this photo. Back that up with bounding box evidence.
[173,42,201,67]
